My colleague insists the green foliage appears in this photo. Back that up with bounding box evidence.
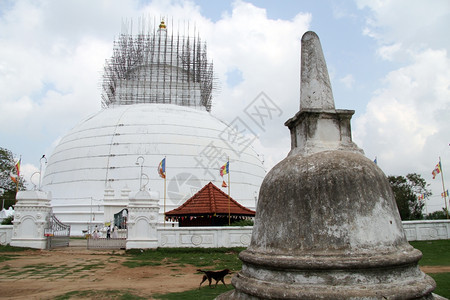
[124,247,244,271]
[428,273,450,299]
[410,240,450,266]
[388,173,430,220]
[425,208,449,220]
[0,147,25,209]
[153,283,233,300]
[1,215,13,225]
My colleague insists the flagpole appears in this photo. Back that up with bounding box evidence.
[164,156,167,227]
[15,156,21,203]
[228,158,230,226]
[438,157,448,219]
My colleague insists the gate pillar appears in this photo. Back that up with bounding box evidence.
[126,190,159,249]
[11,190,52,249]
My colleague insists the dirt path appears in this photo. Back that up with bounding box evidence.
[0,243,226,300]
[0,242,447,300]
[420,266,450,273]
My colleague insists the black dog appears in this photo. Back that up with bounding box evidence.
[197,269,232,289]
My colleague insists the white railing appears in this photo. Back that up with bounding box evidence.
[1,220,449,247]
[402,220,450,241]
[158,226,253,248]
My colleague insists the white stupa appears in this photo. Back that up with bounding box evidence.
[42,20,266,235]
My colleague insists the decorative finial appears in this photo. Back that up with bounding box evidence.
[300,31,335,111]
[159,19,166,29]
[285,31,362,156]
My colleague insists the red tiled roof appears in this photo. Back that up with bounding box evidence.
[165,182,255,216]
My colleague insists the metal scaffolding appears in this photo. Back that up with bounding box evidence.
[101,19,215,112]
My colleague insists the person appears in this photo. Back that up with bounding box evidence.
[112,226,118,239]
[106,226,111,239]
[92,226,99,239]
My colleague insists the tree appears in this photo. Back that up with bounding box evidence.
[425,208,448,220]
[0,147,25,209]
[388,173,431,220]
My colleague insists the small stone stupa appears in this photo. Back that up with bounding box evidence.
[218,31,437,299]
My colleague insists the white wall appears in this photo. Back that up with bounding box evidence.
[158,226,252,248]
[0,225,13,245]
[402,220,450,241]
[1,221,449,247]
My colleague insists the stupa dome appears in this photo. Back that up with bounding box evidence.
[42,103,265,234]
[42,19,265,235]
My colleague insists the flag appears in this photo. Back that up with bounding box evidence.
[220,161,229,177]
[158,158,166,179]
[10,172,17,183]
[442,190,449,198]
[417,194,424,201]
[222,180,227,188]
[15,158,21,177]
[432,162,441,179]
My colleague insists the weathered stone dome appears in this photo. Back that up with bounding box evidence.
[250,150,408,255]
[234,150,435,298]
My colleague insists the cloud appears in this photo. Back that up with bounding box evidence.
[21,163,39,189]
[205,2,311,163]
[377,43,402,61]
[357,0,450,52]
[0,0,311,174]
[340,74,355,89]
[353,0,450,211]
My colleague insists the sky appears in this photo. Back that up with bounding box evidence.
[0,0,449,212]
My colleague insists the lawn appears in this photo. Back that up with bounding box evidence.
[124,240,450,299]
[124,247,245,271]
[411,239,450,298]
[410,239,450,266]
[1,240,448,299]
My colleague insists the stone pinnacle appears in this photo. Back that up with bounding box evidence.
[300,31,335,111]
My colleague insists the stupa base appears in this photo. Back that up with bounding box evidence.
[217,248,438,299]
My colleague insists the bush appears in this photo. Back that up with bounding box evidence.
[1,215,13,225]
[425,209,448,220]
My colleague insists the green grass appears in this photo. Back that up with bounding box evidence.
[429,273,450,298]
[410,240,450,266]
[153,284,234,300]
[0,244,37,263]
[124,247,245,271]
[0,254,19,262]
[0,244,34,252]
[410,241,450,299]
[78,262,105,271]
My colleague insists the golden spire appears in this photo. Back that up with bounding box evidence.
[159,19,166,29]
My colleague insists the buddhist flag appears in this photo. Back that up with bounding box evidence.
[220,161,229,177]
[432,162,441,179]
[15,158,21,177]
[158,158,166,179]
[417,194,424,201]
[10,172,18,183]
[442,190,449,198]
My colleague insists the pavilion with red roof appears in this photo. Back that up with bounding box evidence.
[165,182,256,227]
